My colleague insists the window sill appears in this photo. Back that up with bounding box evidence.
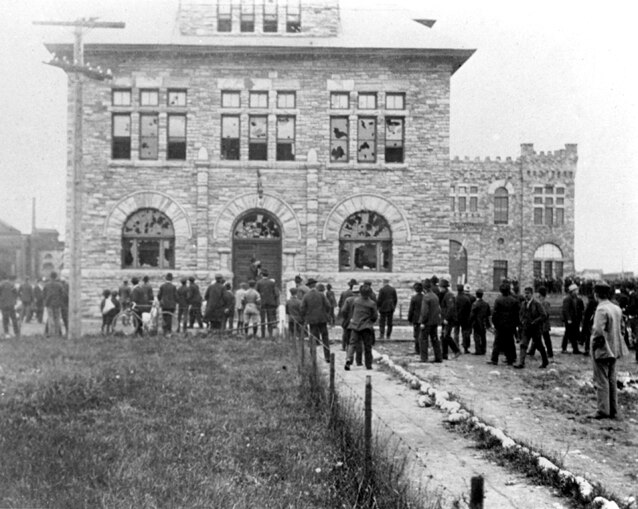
[326,163,408,171]
[109,160,188,167]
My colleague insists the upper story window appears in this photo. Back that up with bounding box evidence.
[112,89,131,106]
[221,115,240,160]
[139,114,159,160]
[112,114,131,159]
[140,89,159,107]
[276,116,295,161]
[330,92,349,109]
[167,89,186,107]
[494,187,509,224]
[263,0,278,32]
[122,208,174,269]
[385,117,404,163]
[240,2,255,32]
[286,1,301,32]
[357,117,376,163]
[358,92,377,110]
[249,115,268,161]
[167,114,186,160]
[385,93,405,110]
[222,91,241,108]
[277,91,296,108]
[330,117,349,162]
[217,1,232,32]
[450,185,478,213]
[533,185,565,226]
[249,91,268,108]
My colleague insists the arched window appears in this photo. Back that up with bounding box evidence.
[533,243,563,280]
[339,210,391,271]
[494,187,509,224]
[122,208,175,269]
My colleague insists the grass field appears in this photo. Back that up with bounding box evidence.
[0,334,359,508]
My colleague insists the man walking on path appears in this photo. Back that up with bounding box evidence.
[454,284,472,353]
[301,278,332,363]
[488,282,520,366]
[338,278,357,350]
[256,269,280,338]
[377,278,397,339]
[345,284,378,370]
[407,282,424,354]
[419,279,442,362]
[340,286,363,365]
[0,276,20,338]
[204,274,232,332]
[514,286,548,369]
[158,273,178,334]
[439,278,461,359]
[469,288,491,355]
[589,281,627,419]
[562,283,583,354]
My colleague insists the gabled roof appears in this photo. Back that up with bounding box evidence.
[0,218,22,236]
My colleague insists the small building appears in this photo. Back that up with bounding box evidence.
[43,0,576,317]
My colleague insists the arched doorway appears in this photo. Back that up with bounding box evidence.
[232,210,282,289]
[449,240,467,288]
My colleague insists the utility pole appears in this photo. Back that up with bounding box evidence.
[34,19,125,339]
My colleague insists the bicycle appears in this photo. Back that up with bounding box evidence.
[111,302,178,337]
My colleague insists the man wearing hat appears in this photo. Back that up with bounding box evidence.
[301,278,332,363]
[377,278,398,340]
[438,278,461,359]
[561,282,583,354]
[294,275,310,300]
[407,282,424,354]
[455,283,473,353]
[589,281,627,419]
[419,279,443,362]
[338,279,358,350]
[256,268,280,338]
[186,276,204,329]
[176,277,189,333]
[158,272,178,334]
[204,274,233,332]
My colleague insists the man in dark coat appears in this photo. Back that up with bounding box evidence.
[18,277,33,323]
[204,274,233,331]
[469,289,491,355]
[43,271,65,337]
[439,278,461,359]
[455,284,473,353]
[255,268,280,338]
[118,279,132,309]
[340,287,363,365]
[301,278,332,362]
[377,278,398,340]
[345,285,378,370]
[158,272,178,334]
[488,282,520,365]
[34,279,44,323]
[0,276,20,338]
[338,278,357,350]
[419,279,442,362]
[514,286,548,369]
[561,283,583,354]
[407,282,424,354]
[176,278,189,332]
[130,276,151,336]
[187,276,204,329]
[223,282,236,332]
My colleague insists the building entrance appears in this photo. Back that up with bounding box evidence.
[232,210,282,289]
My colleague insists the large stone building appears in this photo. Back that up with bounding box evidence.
[45,0,575,317]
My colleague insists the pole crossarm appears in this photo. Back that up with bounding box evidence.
[33,20,125,29]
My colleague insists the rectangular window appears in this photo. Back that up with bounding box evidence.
[493,260,508,291]
[139,114,159,160]
[556,187,565,195]
[533,260,542,279]
[222,91,241,108]
[358,92,377,109]
[544,206,553,226]
[112,114,131,159]
[451,197,455,212]
[555,261,564,279]
[330,92,349,109]
[544,260,553,278]
[534,207,543,225]
[458,196,467,213]
[140,89,159,107]
[286,1,301,32]
[555,208,565,226]
[384,117,404,163]
[534,186,543,195]
[276,116,295,161]
[167,89,186,107]
[240,2,255,32]
[112,89,131,106]
[217,1,232,32]
[494,196,508,224]
[248,115,267,161]
[249,91,268,108]
[167,114,186,160]
[263,0,278,32]
[357,116,376,162]
[277,91,295,108]
[221,115,240,160]
[470,196,478,212]
[330,116,349,162]
[385,93,405,110]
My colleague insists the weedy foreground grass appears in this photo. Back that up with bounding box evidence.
[0,334,354,508]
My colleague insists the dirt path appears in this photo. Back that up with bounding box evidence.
[323,347,572,508]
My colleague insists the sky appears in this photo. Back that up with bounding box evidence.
[0,0,636,274]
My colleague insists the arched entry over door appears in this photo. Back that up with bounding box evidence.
[449,240,467,288]
[232,210,282,289]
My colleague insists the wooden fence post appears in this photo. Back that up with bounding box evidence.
[469,475,484,509]
[299,328,305,374]
[364,375,372,482]
[310,331,317,390]
[329,353,335,409]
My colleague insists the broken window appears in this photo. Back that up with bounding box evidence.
[112,113,131,159]
[140,89,159,107]
[249,115,267,161]
[217,1,232,32]
[222,91,241,108]
[234,211,281,239]
[221,115,240,160]
[241,1,255,32]
[112,89,131,106]
[286,1,301,32]
[384,117,404,163]
[167,114,186,160]
[276,116,295,161]
[494,187,509,224]
[263,0,278,32]
[357,116,376,163]
[339,210,392,272]
[385,93,405,110]
[122,208,175,269]
[249,91,268,108]
[330,116,349,162]
[277,91,296,108]
[167,89,186,107]
[358,92,377,109]
[330,92,349,109]
[139,114,159,160]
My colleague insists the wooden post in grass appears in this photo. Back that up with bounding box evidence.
[469,475,484,509]
[309,332,317,390]
[364,375,372,482]
[299,329,305,373]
